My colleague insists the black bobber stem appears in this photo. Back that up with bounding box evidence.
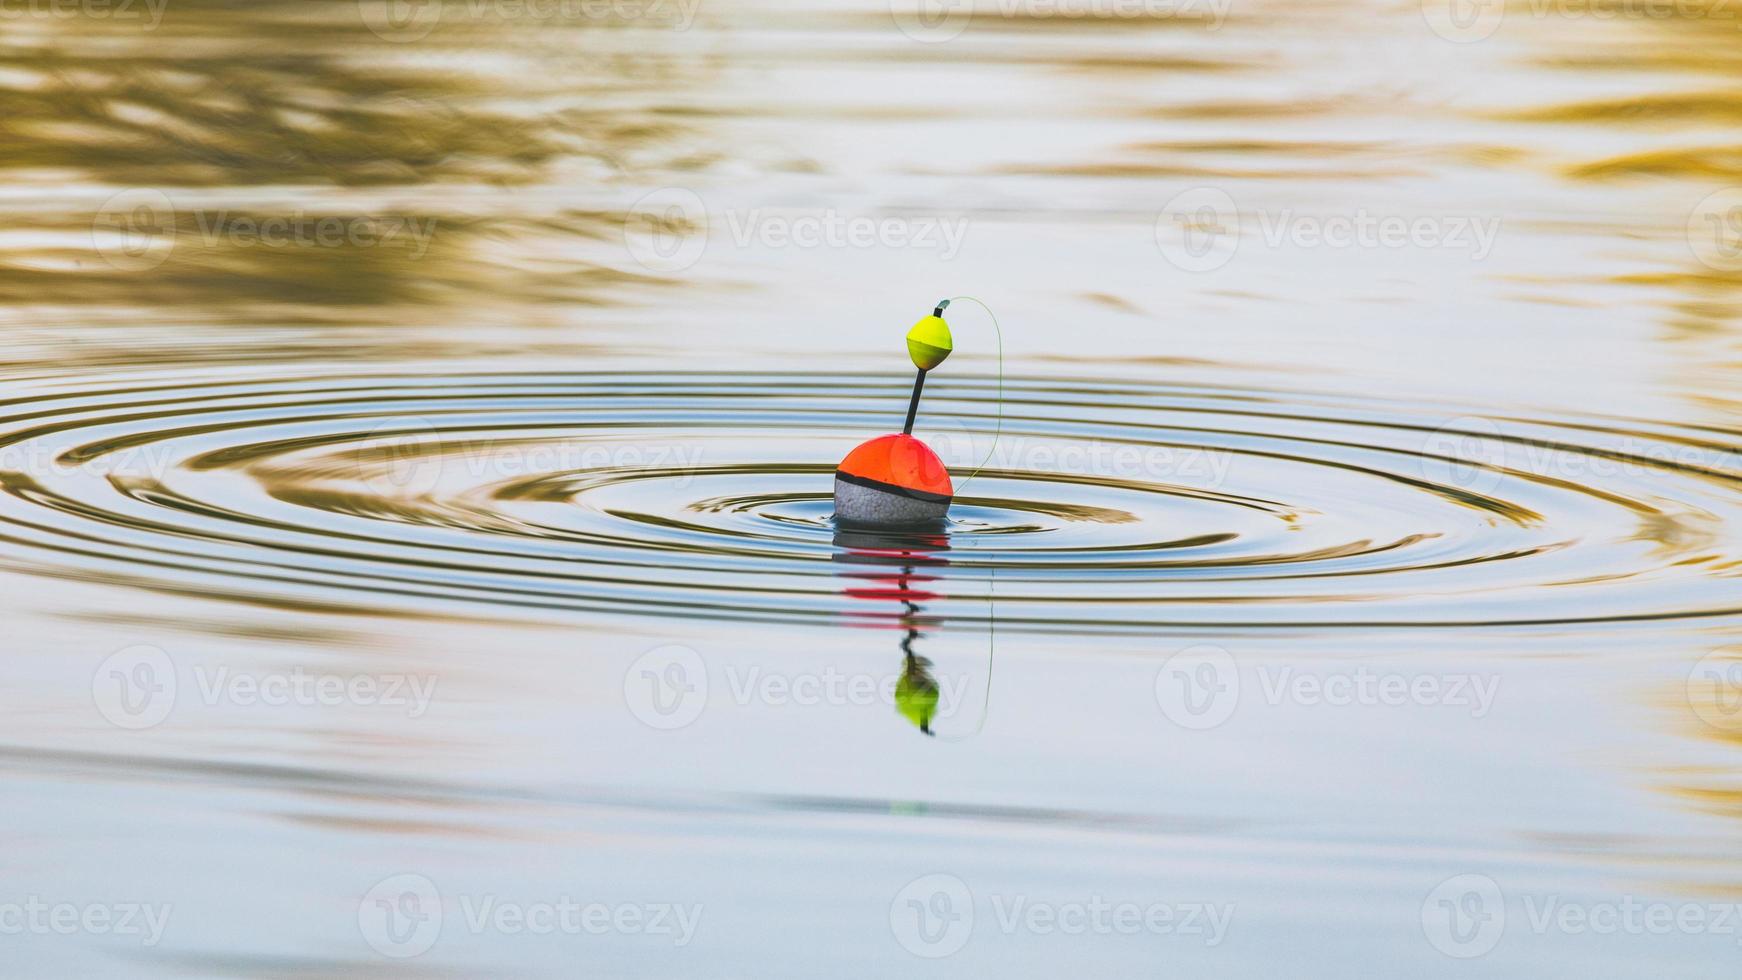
[902,369,927,435]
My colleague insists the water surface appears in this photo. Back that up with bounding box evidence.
[4,2,1742,976]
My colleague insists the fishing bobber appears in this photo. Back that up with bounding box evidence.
[833,303,956,527]
[834,433,953,525]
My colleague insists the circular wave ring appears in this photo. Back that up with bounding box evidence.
[0,370,1737,632]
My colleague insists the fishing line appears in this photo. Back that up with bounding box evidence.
[937,295,1004,491]
[930,566,995,743]
[931,295,1001,740]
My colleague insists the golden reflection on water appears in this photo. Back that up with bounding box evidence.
[0,0,1735,373]
[1666,647,1742,852]
[0,3,713,345]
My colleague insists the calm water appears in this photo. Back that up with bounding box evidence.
[5,2,1742,976]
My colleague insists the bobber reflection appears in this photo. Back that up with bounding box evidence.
[832,527,950,736]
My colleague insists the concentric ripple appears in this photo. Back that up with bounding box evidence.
[1,370,1739,633]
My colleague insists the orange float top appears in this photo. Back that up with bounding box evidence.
[836,433,954,498]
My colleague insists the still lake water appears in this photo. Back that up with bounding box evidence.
[4,1,1742,975]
